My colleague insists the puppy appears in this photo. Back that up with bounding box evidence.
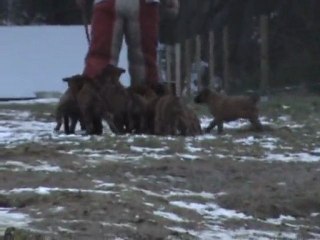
[178,106,202,136]
[154,95,184,136]
[127,84,161,134]
[97,66,133,134]
[78,64,138,135]
[54,75,85,134]
[125,91,148,134]
[127,84,158,101]
[194,88,263,134]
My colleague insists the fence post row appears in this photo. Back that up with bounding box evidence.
[162,15,269,97]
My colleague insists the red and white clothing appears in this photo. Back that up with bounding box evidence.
[84,0,160,86]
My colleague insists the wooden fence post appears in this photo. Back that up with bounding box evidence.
[195,35,202,92]
[208,31,215,89]
[185,38,192,96]
[223,26,230,92]
[165,45,172,91]
[260,15,269,94]
[175,43,181,97]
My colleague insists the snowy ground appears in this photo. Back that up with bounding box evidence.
[0,94,320,239]
[1,24,320,240]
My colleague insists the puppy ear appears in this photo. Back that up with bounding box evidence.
[63,74,88,83]
[62,77,70,83]
[116,68,126,75]
[103,64,126,75]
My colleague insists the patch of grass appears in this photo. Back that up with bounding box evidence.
[130,136,163,149]
[261,94,320,120]
[34,91,62,98]
[0,102,56,113]
[0,228,46,240]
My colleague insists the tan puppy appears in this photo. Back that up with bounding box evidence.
[154,95,182,135]
[127,84,160,134]
[125,90,149,134]
[178,106,202,136]
[54,75,85,134]
[194,88,263,134]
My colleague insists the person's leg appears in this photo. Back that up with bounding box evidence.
[123,0,159,87]
[83,0,124,79]
[139,0,160,86]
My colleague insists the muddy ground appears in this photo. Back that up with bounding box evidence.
[0,93,320,239]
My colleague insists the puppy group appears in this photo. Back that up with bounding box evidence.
[54,64,263,136]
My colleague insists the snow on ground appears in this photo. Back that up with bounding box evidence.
[0,26,130,98]
[0,187,115,196]
[0,160,62,172]
[0,208,31,233]
[0,105,319,238]
[0,105,318,163]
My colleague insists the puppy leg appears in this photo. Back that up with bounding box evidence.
[217,121,224,134]
[82,109,97,135]
[69,116,77,134]
[193,120,202,135]
[169,125,175,136]
[104,112,120,134]
[138,115,147,134]
[205,119,217,133]
[54,108,62,132]
[79,117,86,131]
[81,104,103,135]
[128,114,137,134]
[154,113,162,135]
[63,115,70,134]
[85,121,96,135]
[249,117,263,131]
[54,120,62,132]
[177,116,188,136]
[154,121,161,135]
[92,117,103,135]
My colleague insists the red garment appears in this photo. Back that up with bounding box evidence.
[84,0,159,86]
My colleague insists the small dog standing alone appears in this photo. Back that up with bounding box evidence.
[194,88,263,134]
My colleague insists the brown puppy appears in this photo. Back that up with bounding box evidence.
[54,75,85,134]
[127,84,158,100]
[194,88,263,134]
[125,90,148,134]
[127,84,160,134]
[77,79,105,135]
[178,106,202,136]
[77,65,126,135]
[154,95,185,136]
[97,66,143,134]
